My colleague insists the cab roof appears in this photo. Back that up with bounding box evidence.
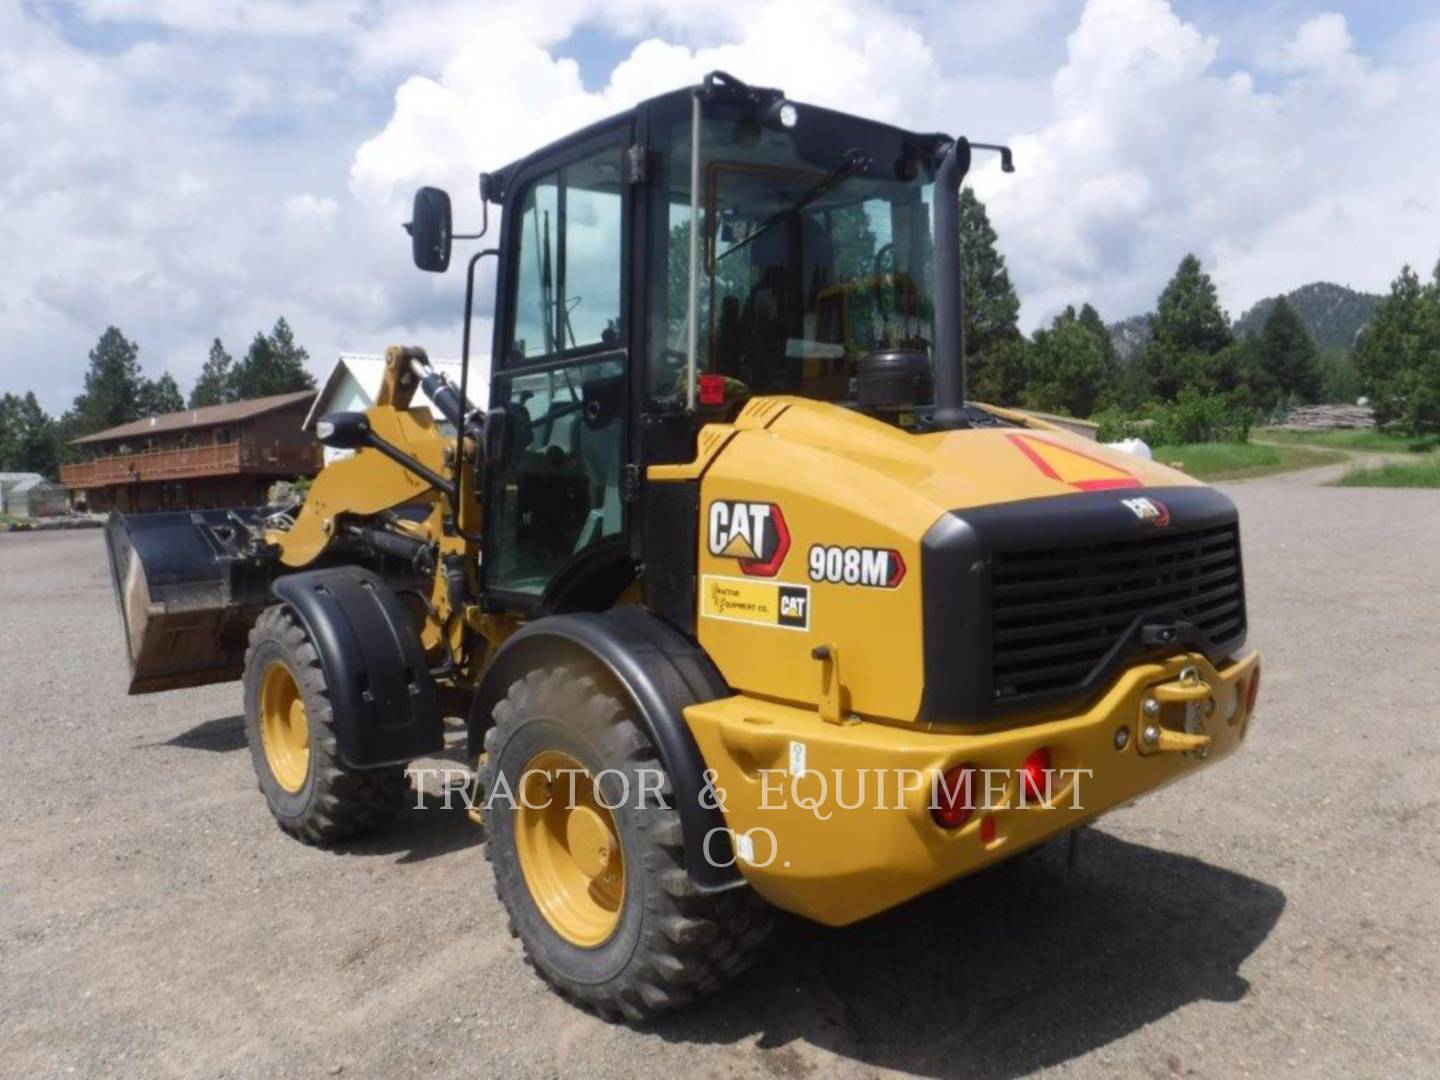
[483,74,948,204]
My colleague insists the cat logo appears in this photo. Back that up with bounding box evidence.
[707,500,790,577]
[1121,496,1171,527]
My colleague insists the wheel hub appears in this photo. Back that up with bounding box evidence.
[565,805,616,880]
[513,749,625,948]
[259,661,310,793]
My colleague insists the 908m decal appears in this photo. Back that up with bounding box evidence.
[807,544,906,588]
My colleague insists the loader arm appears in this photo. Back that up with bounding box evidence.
[105,347,491,694]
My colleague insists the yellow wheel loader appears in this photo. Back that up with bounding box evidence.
[104,72,1260,1022]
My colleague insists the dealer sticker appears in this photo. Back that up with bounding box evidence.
[700,575,810,631]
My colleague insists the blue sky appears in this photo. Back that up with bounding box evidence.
[3,0,1437,413]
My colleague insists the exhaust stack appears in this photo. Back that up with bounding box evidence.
[930,137,1014,431]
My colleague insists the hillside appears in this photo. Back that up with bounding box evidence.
[1107,313,1152,362]
[1233,282,1380,352]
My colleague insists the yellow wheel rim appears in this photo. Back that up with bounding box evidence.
[259,661,310,793]
[513,749,626,948]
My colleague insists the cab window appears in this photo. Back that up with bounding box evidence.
[508,148,624,363]
[490,141,628,598]
[649,105,935,409]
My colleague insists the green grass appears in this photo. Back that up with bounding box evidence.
[1151,442,1346,481]
[1334,457,1440,488]
[1257,427,1440,454]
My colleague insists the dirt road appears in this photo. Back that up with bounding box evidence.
[2,468,1438,1078]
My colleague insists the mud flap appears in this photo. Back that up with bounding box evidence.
[273,566,443,769]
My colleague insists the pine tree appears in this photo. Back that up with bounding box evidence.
[1318,347,1361,404]
[269,317,312,377]
[1077,303,1119,368]
[190,338,235,408]
[1217,336,1276,411]
[0,392,61,478]
[71,327,144,436]
[957,188,1023,400]
[137,373,185,417]
[1143,254,1233,401]
[16,393,60,478]
[1354,262,1440,433]
[231,332,276,401]
[1256,297,1322,404]
[1025,305,1117,418]
[0,393,22,470]
[230,318,316,400]
[969,337,1029,405]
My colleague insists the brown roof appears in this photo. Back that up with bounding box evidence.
[69,390,316,446]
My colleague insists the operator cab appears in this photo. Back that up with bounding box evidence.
[406,72,1011,609]
[480,72,955,431]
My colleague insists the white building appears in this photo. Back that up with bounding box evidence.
[0,472,42,512]
[1,472,68,518]
[303,353,490,464]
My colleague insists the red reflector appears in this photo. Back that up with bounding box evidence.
[979,816,997,844]
[1245,665,1261,718]
[698,373,726,406]
[1020,747,1050,804]
[932,765,975,829]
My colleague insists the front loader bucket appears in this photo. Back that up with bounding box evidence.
[105,509,279,694]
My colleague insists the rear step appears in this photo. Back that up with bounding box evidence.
[105,509,281,694]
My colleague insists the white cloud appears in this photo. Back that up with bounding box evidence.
[4,0,1440,415]
[351,0,954,222]
[975,0,1436,327]
[283,194,340,229]
[1277,12,1354,73]
[77,0,361,36]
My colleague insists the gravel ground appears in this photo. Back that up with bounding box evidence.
[2,466,1438,1079]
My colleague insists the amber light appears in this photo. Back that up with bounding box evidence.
[932,765,976,829]
[1020,747,1051,804]
[1245,665,1262,718]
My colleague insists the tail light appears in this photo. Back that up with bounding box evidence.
[932,764,976,829]
[1020,747,1051,804]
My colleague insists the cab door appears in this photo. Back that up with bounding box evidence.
[484,127,632,606]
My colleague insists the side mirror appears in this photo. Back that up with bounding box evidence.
[484,404,533,469]
[315,411,371,450]
[484,406,509,468]
[405,186,452,272]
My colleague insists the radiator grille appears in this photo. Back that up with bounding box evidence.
[989,523,1244,701]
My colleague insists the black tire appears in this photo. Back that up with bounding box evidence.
[243,604,409,844]
[480,664,773,1022]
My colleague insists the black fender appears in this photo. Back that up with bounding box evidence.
[469,607,742,892]
[272,566,443,769]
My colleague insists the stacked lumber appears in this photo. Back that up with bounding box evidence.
[1276,403,1375,431]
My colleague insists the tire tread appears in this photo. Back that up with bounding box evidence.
[244,604,408,845]
[480,664,772,1022]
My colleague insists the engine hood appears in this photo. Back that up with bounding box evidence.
[685,398,1218,726]
[749,397,1196,516]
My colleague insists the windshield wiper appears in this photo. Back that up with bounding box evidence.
[717,149,870,263]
